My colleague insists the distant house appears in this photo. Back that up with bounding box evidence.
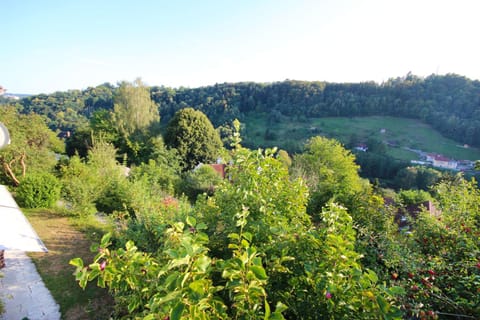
[457,160,475,171]
[194,162,227,179]
[411,160,429,166]
[354,144,368,152]
[209,163,226,179]
[432,155,457,170]
[425,153,457,170]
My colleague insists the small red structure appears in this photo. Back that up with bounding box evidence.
[209,163,226,179]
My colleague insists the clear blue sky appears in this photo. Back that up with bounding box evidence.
[2,0,480,94]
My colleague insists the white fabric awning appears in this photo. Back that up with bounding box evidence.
[0,185,48,252]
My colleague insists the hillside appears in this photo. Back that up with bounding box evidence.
[5,73,480,151]
[242,114,480,162]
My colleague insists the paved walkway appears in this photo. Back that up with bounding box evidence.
[0,250,60,320]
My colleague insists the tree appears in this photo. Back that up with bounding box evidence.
[60,139,125,216]
[292,136,365,214]
[65,127,93,158]
[164,108,223,170]
[110,79,162,164]
[113,78,159,136]
[0,106,63,186]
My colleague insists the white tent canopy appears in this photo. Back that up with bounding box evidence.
[0,185,47,252]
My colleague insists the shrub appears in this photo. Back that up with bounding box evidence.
[179,164,223,202]
[16,172,61,208]
[95,179,133,215]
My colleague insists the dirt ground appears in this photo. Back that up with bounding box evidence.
[27,211,114,320]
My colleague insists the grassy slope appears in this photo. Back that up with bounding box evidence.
[26,209,114,320]
[242,114,480,161]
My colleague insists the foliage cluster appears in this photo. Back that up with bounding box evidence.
[1,99,479,319]
[71,146,405,319]
[15,171,61,208]
[0,105,63,186]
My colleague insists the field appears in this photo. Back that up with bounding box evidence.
[242,114,480,161]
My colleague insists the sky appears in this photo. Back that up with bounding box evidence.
[2,0,480,94]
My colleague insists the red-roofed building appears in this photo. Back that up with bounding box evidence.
[209,163,226,179]
[425,153,457,170]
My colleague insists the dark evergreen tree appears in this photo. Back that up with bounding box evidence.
[164,108,223,170]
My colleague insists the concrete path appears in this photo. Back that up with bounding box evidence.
[0,250,60,320]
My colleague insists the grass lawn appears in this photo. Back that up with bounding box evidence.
[25,209,114,320]
[242,114,480,161]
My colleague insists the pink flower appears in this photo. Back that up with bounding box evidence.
[325,291,332,299]
[100,260,107,271]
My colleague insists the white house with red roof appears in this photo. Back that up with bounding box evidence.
[425,153,458,170]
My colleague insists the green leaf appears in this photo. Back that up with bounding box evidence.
[157,290,181,305]
[69,257,84,268]
[196,222,207,230]
[250,265,268,280]
[189,280,206,296]
[100,232,112,248]
[274,301,288,313]
[243,232,253,242]
[87,268,100,281]
[376,295,390,314]
[387,286,406,296]
[169,255,191,269]
[128,298,140,313]
[170,302,185,320]
[125,240,136,251]
[194,255,211,273]
[186,216,196,227]
[269,314,285,320]
[77,269,89,289]
[165,273,180,291]
[365,269,378,283]
[97,276,106,288]
[264,298,271,320]
[228,233,240,241]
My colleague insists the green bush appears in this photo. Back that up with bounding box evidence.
[16,172,61,208]
[95,179,133,215]
[179,164,223,202]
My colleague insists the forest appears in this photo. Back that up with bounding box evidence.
[4,73,480,149]
[0,76,479,319]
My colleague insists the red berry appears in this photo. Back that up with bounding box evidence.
[408,272,414,279]
[391,272,398,280]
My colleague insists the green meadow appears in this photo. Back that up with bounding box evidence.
[242,114,480,161]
